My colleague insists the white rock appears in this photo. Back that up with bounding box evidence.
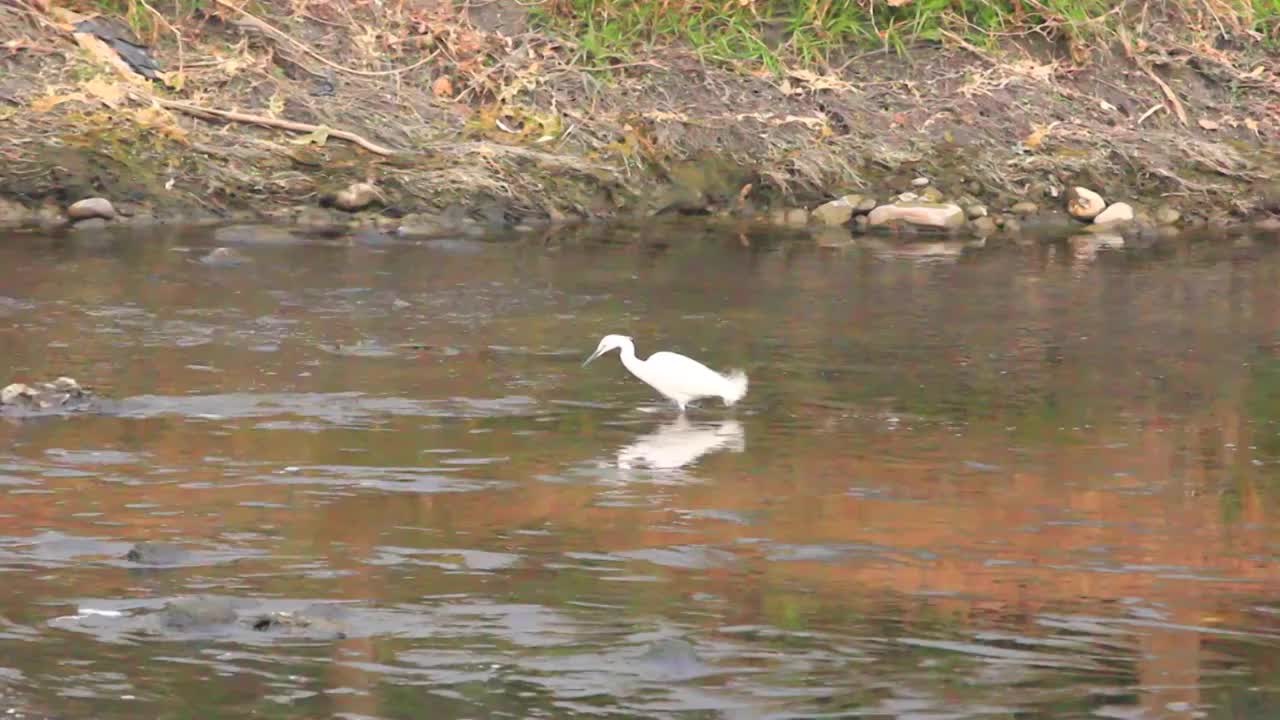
[867,202,966,230]
[911,177,931,187]
[1,383,32,405]
[1093,202,1135,225]
[811,197,854,226]
[333,182,381,212]
[52,377,80,392]
[67,197,115,221]
[1066,187,1106,220]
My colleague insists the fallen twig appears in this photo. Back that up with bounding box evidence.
[1136,102,1165,125]
[1119,26,1188,127]
[150,96,397,155]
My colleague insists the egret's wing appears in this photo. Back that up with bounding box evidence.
[641,352,734,399]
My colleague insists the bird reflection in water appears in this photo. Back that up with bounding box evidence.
[615,415,745,471]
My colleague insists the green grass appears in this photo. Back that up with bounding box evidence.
[531,0,1280,70]
[83,0,210,43]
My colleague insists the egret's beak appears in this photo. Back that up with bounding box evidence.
[583,347,606,367]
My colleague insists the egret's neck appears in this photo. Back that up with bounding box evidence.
[617,339,643,375]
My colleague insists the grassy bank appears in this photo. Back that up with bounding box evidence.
[0,0,1277,231]
[531,0,1280,70]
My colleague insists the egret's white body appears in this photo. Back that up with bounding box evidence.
[583,334,748,412]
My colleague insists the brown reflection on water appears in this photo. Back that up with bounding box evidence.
[3,226,1280,717]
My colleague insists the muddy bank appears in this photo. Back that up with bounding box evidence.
[1,1,1279,239]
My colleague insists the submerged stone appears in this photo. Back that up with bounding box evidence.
[158,597,238,630]
[249,606,348,639]
[199,247,250,266]
[125,542,190,565]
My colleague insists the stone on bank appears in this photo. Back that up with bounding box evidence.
[867,202,966,230]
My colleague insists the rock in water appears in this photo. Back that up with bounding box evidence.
[1,376,102,416]
[199,247,250,266]
[0,198,31,226]
[67,197,115,221]
[332,182,382,212]
[1066,186,1106,220]
[811,197,854,226]
[1093,202,1135,226]
[1154,205,1181,225]
[1,383,32,405]
[125,542,190,566]
[867,202,966,230]
[158,597,238,630]
[970,216,998,236]
[396,213,456,239]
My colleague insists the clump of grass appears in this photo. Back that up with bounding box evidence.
[531,0,1280,70]
[82,0,208,43]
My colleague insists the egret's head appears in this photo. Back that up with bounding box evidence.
[583,334,631,366]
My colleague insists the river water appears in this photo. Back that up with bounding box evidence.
[1,222,1279,719]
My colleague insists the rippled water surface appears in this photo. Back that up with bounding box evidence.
[3,223,1280,719]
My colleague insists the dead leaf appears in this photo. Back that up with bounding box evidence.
[289,126,331,146]
[134,105,188,142]
[83,77,126,108]
[160,71,186,92]
[432,75,453,98]
[1245,118,1260,132]
[888,0,912,5]
[1023,124,1050,148]
[30,92,85,113]
[1198,118,1220,130]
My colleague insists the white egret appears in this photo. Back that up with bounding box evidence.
[582,334,748,413]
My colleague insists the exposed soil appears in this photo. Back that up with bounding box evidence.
[2,0,1279,233]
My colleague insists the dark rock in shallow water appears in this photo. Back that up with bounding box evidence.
[158,597,238,630]
[125,542,189,566]
[631,638,710,681]
[250,604,349,639]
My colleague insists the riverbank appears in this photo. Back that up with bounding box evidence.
[2,0,1279,241]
